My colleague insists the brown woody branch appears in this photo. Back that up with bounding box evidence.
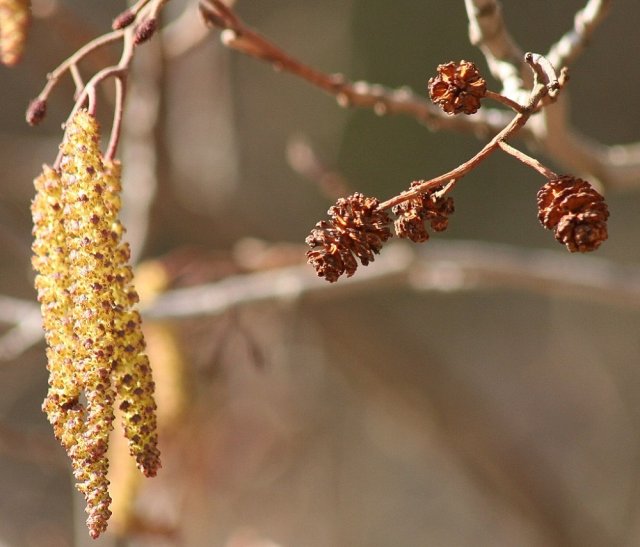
[5,236,640,360]
[198,0,513,136]
[27,0,171,163]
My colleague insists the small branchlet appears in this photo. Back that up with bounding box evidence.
[25,0,169,159]
[306,56,610,282]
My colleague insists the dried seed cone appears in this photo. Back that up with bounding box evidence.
[392,182,454,242]
[32,110,161,538]
[306,193,392,282]
[0,0,30,66]
[428,60,486,115]
[537,175,609,252]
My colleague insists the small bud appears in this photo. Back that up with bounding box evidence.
[133,18,157,45]
[26,98,47,126]
[428,60,487,115]
[112,9,136,30]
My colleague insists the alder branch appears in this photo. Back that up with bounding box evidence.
[26,0,172,163]
[378,55,564,211]
[5,238,640,360]
[144,240,640,320]
[198,0,512,137]
[199,0,639,191]
[466,0,640,191]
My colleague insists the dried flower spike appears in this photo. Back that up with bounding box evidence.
[392,182,454,242]
[428,60,487,115]
[306,193,392,282]
[0,0,30,66]
[537,175,609,252]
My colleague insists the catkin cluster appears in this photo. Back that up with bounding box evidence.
[32,110,160,538]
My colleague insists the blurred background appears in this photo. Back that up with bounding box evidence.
[2,1,640,546]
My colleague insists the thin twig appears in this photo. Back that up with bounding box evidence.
[485,90,525,114]
[464,0,529,100]
[545,0,613,70]
[143,240,640,321]
[31,0,171,165]
[498,141,558,179]
[379,67,551,211]
[36,30,125,104]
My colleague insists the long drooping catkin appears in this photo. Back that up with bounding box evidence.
[32,110,160,538]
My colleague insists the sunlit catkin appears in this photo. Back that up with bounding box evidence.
[32,110,160,538]
[0,0,30,66]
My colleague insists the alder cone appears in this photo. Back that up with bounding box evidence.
[392,182,454,243]
[537,176,609,252]
[428,60,486,115]
[306,193,392,282]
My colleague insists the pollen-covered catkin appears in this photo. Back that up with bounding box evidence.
[104,161,161,478]
[32,166,85,452]
[32,110,161,539]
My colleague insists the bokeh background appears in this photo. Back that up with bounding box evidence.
[2,1,640,546]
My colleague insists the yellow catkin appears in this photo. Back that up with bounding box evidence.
[58,111,119,538]
[0,0,30,66]
[104,161,161,478]
[32,110,161,539]
[109,259,186,536]
[32,166,85,451]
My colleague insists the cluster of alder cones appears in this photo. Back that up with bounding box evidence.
[306,61,610,283]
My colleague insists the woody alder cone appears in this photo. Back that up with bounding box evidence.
[428,60,487,115]
[537,176,609,252]
[306,193,392,282]
[393,182,454,242]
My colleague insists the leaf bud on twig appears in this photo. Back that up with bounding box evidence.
[133,17,157,45]
[26,98,47,126]
[112,9,136,31]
